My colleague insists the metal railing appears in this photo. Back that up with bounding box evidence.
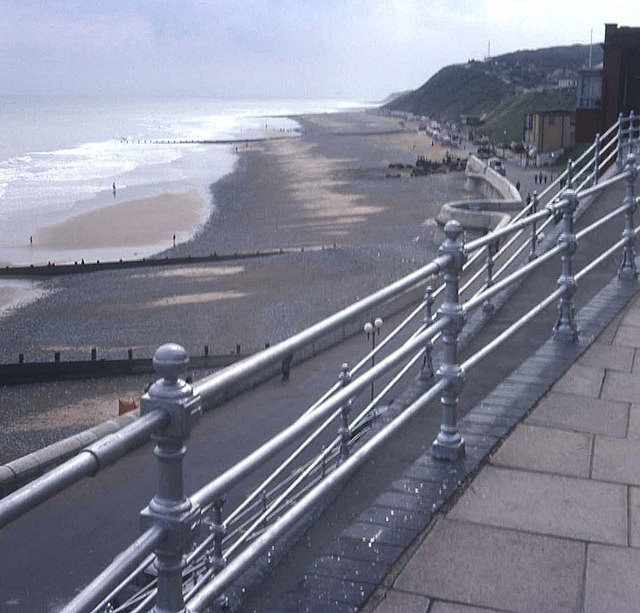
[1,114,639,613]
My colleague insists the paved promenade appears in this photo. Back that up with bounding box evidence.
[363,285,640,612]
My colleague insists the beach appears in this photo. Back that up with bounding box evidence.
[34,189,206,251]
[0,110,478,462]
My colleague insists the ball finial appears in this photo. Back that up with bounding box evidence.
[153,343,189,383]
[444,219,463,241]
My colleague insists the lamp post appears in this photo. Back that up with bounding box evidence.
[363,317,383,401]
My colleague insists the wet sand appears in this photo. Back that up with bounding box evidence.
[0,111,480,461]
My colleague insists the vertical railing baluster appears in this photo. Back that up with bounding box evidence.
[432,220,466,460]
[207,496,229,611]
[140,344,202,613]
[553,191,579,342]
[483,241,495,314]
[630,110,636,156]
[619,154,639,280]
[617,112,625,170]
[593,133,601,185]
[566,158,574,190]
[528,191,539,261]
[337,363,352,464]
[420,286,435,382]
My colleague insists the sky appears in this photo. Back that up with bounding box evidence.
[2,0,640,101]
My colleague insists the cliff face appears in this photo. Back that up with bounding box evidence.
[386,43,602,142]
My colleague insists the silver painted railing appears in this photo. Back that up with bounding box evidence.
[1,114,639,613]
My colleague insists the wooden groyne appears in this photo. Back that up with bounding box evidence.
[0,349,248,386]
[0,244,336,278]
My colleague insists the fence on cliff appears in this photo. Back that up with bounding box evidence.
[1,112,640,613]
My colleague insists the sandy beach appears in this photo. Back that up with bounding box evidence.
[34,188,206,251]
[0,110,480,462]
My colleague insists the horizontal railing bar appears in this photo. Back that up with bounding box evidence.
[190,316,448,509]
[0,409,169,529]
[461,287,565,372]
[186,378,447,611]
[465,206,556,254]
[60,525,163,613]
[193,256,448,405]
[463,242,563,314]
[88,554,155,613]
[575,203,629,241]
[574,234,630,282]
[578,167,630,200]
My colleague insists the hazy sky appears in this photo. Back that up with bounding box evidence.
[2,0,640,101]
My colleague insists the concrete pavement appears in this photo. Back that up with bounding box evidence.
[363,279,640,612]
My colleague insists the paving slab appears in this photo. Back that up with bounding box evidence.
[629,487,640,548]
[430,603,503,613]
[620,303,640,326]
[525,392,628,437]
[448,465,627,545]
[601,370,640,404]
[550,363,604,397]
[613,324,640,347]
[490,424,592,477]
[308,555,389,586]
[584,544,640,613]
[370,590,430,613]
[596,310,624,344]
[592,435,640,486]
[577,341,634,372]
[625,404,640,440]
[394,519,584,613]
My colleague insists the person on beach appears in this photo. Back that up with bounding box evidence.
[516,180,521,192]
[29,235,33,246]
[112,182,116,197]
[173,234,176,246]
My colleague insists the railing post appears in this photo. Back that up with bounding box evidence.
[593,133,601,185]
[432,220,466,460]
[619,154,639,280]
[630,110,636,155]
[419,285,435,382]
[528,191,539,261]
[209,497,226,574]
[337,363,352,464]
[140,344,202,613]
[483,241,496,314]
[566,158,574,190]
[617,112,625,170]
[553,191,579,342]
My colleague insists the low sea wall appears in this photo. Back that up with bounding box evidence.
[436,155,522,233]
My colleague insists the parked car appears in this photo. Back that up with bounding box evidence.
[488,157,506,176]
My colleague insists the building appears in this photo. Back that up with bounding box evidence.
[575,23,640,142]
[558,78,577,89]
[524,110,575,166]
[601,23,640,129]
[575,67,602,142]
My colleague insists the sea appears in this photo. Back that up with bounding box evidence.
[0,96,369,266]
